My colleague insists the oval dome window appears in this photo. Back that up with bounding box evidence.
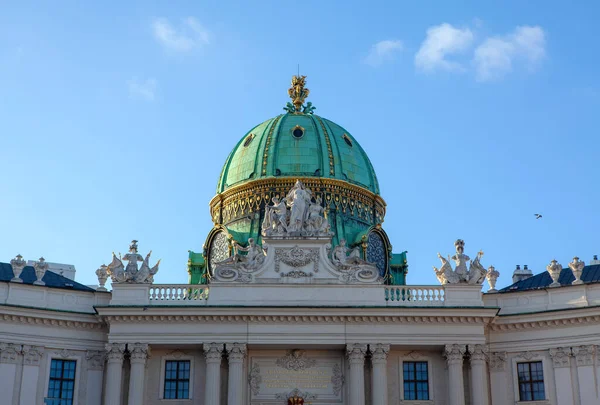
[292,125,305,139]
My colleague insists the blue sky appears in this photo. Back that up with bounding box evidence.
[1,1,599,289]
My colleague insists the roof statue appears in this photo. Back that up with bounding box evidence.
[284,75,314,114]
[261,180,332,238]
[433,239,488,285]
[106,240,160,284]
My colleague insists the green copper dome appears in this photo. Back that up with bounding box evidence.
[217,113,380,194]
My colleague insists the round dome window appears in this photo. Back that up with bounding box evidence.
[292,125,305,139]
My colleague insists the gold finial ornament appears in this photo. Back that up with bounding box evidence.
[288,75,310,112]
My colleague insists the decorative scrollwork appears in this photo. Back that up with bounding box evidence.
[276,350,316,371]
[275,247,319,273]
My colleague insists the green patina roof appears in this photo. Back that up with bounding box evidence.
[217,113,380,194]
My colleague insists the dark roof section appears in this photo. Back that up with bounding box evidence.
[0,262,96,292]
[498,263,600,293]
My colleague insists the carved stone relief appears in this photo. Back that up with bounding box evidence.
[23,345,44,366]
[0,343,21,364]
[275,247,319,273]
[572,345,595,367]
[248,363,262,395]
[276,350,316,371]
[86,350,106,371]
[549,347,571,368]
[489,352,507,372]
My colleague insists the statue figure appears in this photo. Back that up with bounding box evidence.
[262,196,288,236]
[136,251,161,283]
[106,240,160,284]
[433,253,459,284]
[107,253,127,283]
[234,238,266,270]
[332,239,368,266]
[433,239,488,286]
[286,180,312,232]
[123,240,144,280]
[468,250,487,284]
[288,75,310,112]
[451,239,470,282]
[307,195,328,233]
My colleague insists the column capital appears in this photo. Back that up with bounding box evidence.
[22,345,44,366]
[370,344,390,364]
[204,343,224,363]
[572,345,595,367]
[226,343,247,363]
[0,342,22,364]
[105,343,126,363]
[346,343,368,365]
[129,343,149,364]
[549,347,572,368]
[444,344,466,365]
[469,344,488,363]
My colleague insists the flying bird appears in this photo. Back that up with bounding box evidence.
[535,214,542,219]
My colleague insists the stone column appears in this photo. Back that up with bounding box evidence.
[20,345,43,405]
[204,343,224,405]
[347,344,367,405]
[550,347,574,405]
[128,343,149,405]
[226,343,247,405]
[104,343,126,405]
[573,345,597,404]
[469,344,488,405]
[370,344,390,405]
[444,344,466,405]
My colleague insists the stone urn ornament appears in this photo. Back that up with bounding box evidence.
[10,254,26,283]
[95,264,109,291]
[546,259,562,288]
[33,257,49,286]
[568,256,585,285]
[486,265,500,292]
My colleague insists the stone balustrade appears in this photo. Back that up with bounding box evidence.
[384,285,445,305]
[148,284,209,303]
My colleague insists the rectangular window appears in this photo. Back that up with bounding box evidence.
[517,361,545,401]
[47,359,76,405]
[403,361,429,400]
[164,360,191,399]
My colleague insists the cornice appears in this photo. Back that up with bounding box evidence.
[490,313,600,331]
[101,313,494,325]
[0,311,106,331]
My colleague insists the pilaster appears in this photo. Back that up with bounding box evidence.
[20,345,43,405]
[549,347,574,405]
[0,342,21,405]
[572,345,597,404]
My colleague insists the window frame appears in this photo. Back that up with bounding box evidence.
[516,361,546,402]
[399,353,434,403]
[44,356,80,405]
[402,361,430,400]
[511,355,550,404]
[159,353,195,400]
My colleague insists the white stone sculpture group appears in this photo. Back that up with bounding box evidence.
[9,254,48,285]
[261,180,332,237]
[546,256,585,288]
[103,240,160,284]
[434,239,493,286]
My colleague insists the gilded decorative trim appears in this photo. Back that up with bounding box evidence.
[261,115,283,176]
[209,177,386,226]
[314,115,335,176]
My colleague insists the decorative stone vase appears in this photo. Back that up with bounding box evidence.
[568,257,585,285]
[10,254,26,283]
[546,259,562,288]
[95,264,108,291]
[33,257,48,286]
[486,265,500,292]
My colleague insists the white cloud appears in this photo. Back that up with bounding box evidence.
[128,77,157,101]
[415,23,474,72]
[364,40,404,67]
[152,17,210,52]
[474,25,546,81]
